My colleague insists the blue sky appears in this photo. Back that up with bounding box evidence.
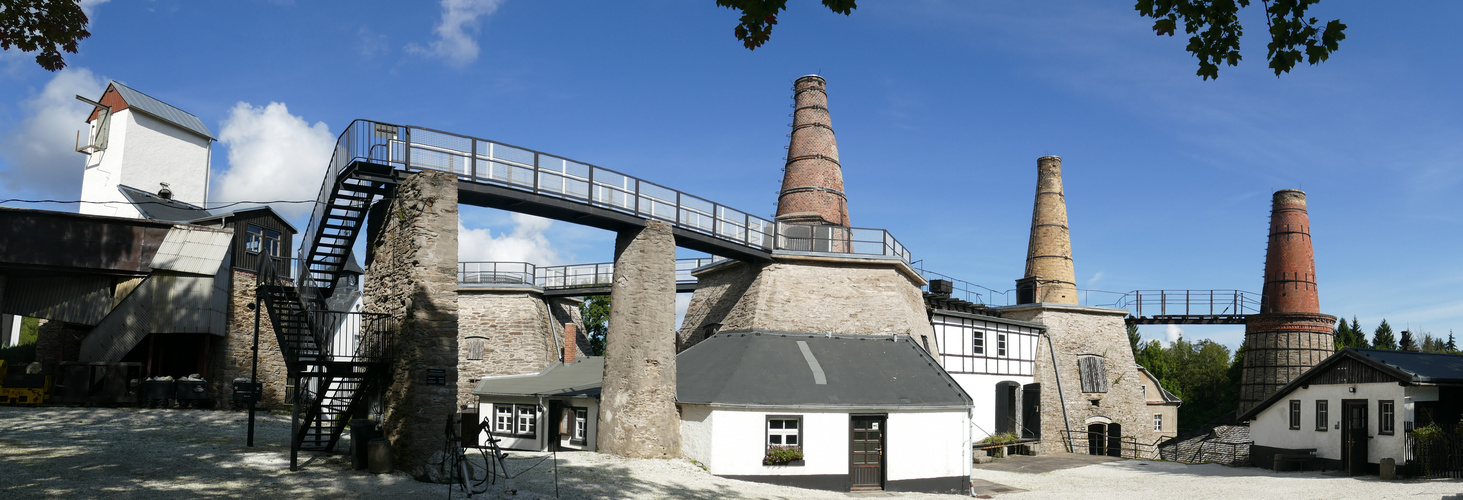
[1,1,1459,352]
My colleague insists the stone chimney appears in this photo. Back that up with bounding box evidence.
[562,323,578,364]
[1017,156,1077,305]
[1239,189,1336,415]
[775,75,850,226]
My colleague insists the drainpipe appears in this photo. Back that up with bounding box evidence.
[1043,332,1074,453]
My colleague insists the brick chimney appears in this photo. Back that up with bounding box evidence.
[775,75,850,226]
[562,323,578,364]
[1017,156,1077,305]
[1239,189,1336,414]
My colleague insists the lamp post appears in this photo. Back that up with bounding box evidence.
[247,295,261,447]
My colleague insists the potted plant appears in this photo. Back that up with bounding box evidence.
[763,445,805,466]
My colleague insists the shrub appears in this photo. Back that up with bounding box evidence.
[763,445,804,465]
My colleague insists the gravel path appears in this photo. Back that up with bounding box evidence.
[0,407,964,499]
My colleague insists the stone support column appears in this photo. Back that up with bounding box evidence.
[598,220,679,458]
[362,170,459,478]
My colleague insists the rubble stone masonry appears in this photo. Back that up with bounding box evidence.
[209,270,289,408]
[362,170,459,477]
[598,220,679,458]
[457,289,587,408]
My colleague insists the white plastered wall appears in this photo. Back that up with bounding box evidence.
[953,372,1033,440]
[681,406,970,482]
[1250,382,1434,464]
[80,109,210,217]
[476,396,598,452]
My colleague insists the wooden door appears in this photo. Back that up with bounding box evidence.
[850,415,886,491]
[1343,400,1368,476]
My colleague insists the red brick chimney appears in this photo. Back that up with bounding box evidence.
[1239,189,1336,415]
[562,323,578,364]
[775,75,850,226]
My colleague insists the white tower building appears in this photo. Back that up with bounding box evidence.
[76,82,214,218]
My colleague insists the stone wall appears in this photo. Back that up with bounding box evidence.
[1238,312,1336,414]
[457,289,587,408]
[362,170,460,477]
[1002,304,1161,450]
[208,270,290,408]
[598,221,679,458]
[680,254,934,353]
[32,319,86,373]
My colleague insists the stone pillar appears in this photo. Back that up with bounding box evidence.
[598,220,679,458]
[362,170,460,478]
[1019,156,1077,305]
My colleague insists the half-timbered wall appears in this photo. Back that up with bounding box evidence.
[931,311,1040,376]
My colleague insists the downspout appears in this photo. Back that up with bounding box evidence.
[1043,331,1074,453]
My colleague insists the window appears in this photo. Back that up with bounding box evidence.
[465,337,486,361]
[1316,400,1329,431]
[766,416,802,449]
[1289,400,1302,430]
[516,405,538,438]
[1078,357,1108,393]
[973,331,985,355]
[572,408,588,445]
[246,224,283,257]
[494,405,514,434]
[1380,400,1395,435]
[1153,414,1163,432]
[997,332,1008,357]
[1141,385,1147,399]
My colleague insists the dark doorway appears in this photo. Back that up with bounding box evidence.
[995,381,1020,435]
[548,401,563,451]
[850,415,886,491]
[1343,399,1368,476]
[1106,423,1123,457]
[1021,383,1041,439]
[1087,423,1106,456]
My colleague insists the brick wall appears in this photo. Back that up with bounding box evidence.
[776,75,850,226]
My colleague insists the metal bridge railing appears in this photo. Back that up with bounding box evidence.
[302,119,914,286]
[1114,290,1260,318]
[458,257,719,290]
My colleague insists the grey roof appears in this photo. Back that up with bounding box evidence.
[676,331,973,409]
[110,82,215,140]
[188,206,300,234]
[118,184,214,222]
[474,357,604,398]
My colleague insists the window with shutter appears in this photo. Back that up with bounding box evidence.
[466,337,486,361]
[1078,357,1108,393]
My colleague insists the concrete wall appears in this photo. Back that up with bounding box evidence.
[681,254,933,353]
[1249,382,1427,465]
[81,109,210,217]
[681,405,970,490]
[362,170,460,476]
[1002,303,1158,449]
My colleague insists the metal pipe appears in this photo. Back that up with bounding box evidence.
[1043,331,1074,453]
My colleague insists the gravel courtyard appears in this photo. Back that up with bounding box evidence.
[3,406,1462,499]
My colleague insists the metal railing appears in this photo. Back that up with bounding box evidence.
[1114,290,1260,318]
[458,257,718,289]
[1060,430,1166,461]
[305,310,396,364]
[1410,433,1463,478]
[774,223,910,262]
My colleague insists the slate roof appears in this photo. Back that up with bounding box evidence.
[1240,348,1463,421]
[676,330,973,409]
[110,82,215,140]
[473,357,604,398]
[118,184,213,222]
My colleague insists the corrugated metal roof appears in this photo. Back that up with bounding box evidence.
[109,82,215,140]
[150,226,233,276]
[676,331,973,408]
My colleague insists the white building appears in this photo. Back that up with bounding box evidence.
[1242,348,1463,476]
[77,81,214,218]
[473,357,601,452]
[677,331,973,494]
[929,308,1042,441]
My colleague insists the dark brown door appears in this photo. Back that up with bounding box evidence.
[1343,400,1368,476]
[1106,423,1123,458]
[850,415,885,491]
[1087,423,1106,456]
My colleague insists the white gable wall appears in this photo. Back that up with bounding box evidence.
[1250,382,1435,464]
[680,405,970,483]
[81,109,210,217]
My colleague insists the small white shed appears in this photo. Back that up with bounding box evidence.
[473,357,602,452]
[677,331,973,494]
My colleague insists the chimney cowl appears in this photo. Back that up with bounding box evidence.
[158,182,172,200]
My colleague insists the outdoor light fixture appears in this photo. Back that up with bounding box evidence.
[1349,387,1356,393]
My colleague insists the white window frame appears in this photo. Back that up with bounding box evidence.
[494,405,514,434]
[572,408,588,444]
[973,331,985,355]
[1316,400,1329,431]
[1153,414,1163,432]
[1379,400,1395,435]
[766,415,802,449]
[516,405,538,438]
[1289,400,1302,430]
[997,332,1008,357]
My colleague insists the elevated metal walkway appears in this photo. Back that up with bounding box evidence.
[298,119,911,298]
[918,269,1258,325]
[458,258,716,296]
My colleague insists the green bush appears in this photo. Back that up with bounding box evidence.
[980,432,1022,458]
[763,445,804,465]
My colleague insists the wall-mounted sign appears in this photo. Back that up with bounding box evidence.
[426,369,446,385]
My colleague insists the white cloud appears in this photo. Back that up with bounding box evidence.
[357,26,390,57]
[79,0,111,17]
[0,68,105,199]
[212,102,335,218]
[675,293,692,331]
[1163,324,1184,346]
[406,0,502,67]
[459,213,561,265]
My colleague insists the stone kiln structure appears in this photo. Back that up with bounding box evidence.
[776,75,850,227]
[1238,189,1336,415]
[1017,156,1077,305]
[598,220,680,458]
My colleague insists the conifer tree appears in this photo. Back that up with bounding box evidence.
[1351,317,1367,348]
[1373,319,1398,350]
[1334,320,1352,350]
[1449,331,1458,353]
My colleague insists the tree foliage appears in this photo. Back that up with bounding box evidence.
[580,295,611,356]
[1372,319,1397,350]
[0,0,91,71]
[718,1,1345,80]
[1133,335,1237,433]
[1400,329,1417,352]
[1127,322,1142,354]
